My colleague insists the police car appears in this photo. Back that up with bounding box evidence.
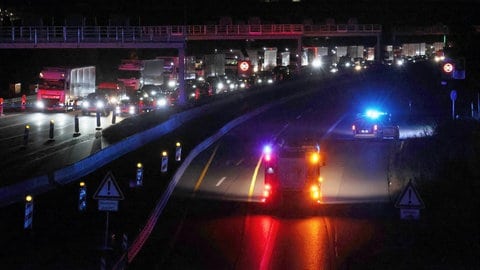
[352,109,400,140]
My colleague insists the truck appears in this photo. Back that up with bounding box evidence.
[36,66,95,111]
[204,54,225,77]
[117,59,143,92]
[261,138,325,208]
[142,59,165,87]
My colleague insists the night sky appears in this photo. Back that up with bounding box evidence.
[2,0,480,26]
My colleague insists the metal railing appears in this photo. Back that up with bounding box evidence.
[0,24,383,46]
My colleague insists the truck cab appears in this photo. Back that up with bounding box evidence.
[262,138,325,208]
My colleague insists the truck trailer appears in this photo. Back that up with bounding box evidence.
[36,66,95,111]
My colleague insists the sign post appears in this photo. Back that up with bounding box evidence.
[395,180,425,220]
[93,171,125,250]
[450,90,457,120]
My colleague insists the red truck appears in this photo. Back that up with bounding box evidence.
[36,66,95,112]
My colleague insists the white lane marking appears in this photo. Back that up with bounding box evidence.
[296,114,302,119]
[235,159,244,166]
[216,177,226,187]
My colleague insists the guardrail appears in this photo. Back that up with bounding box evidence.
[0,24,382,46]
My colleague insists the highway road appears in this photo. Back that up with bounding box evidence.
[127,71,416,269]
[0,110,129,185]
[0,64,441,269]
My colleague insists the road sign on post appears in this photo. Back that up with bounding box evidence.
[93,171,125,204]
[395,180,425,220]
[93,171,125,252]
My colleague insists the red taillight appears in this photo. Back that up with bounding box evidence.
[265,154,271,162]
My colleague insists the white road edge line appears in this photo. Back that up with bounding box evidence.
[216,176,226,187]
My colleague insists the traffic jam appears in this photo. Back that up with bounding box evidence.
[1,51,291,117]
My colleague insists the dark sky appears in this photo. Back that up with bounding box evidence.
[2,0,480,26]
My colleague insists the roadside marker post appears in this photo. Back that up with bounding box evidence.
[161,151,168,173]
[96,111,102,130]
[136,163,144,187]
[23,125,30,147]
[79,182,87,212]
[175,142,182,162]
[24,195,34,230]
[74,114,81,137]
[49,120,55,141]
[112,108,117,124]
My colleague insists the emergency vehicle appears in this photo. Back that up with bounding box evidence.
[262,138,325,207]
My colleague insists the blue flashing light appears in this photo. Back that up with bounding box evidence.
[263,145,272,154]
[365,109,386,119]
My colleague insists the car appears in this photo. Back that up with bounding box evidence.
[81,93,113,116]
[115,96,138,116]
[185,80,213,101]
[352,109,400,140]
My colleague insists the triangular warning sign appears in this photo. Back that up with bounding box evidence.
[395,180,424,209]
[93,171,125,200]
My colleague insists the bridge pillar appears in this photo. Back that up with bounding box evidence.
[296,37,302,70]
[376,33,382,63]
[177,45,187,106]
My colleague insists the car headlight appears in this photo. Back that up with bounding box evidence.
[157,98,167,107]
[129,106,136,114]
[217,82,224,90]
[96,101,104,108]
[267,79,273,84]
[115,106,120,114]
[82,101,90,108]
[36,101,44,109]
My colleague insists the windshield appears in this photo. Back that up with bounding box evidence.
[117,70,141,78]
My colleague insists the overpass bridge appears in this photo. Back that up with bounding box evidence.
[0,23,382,50]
